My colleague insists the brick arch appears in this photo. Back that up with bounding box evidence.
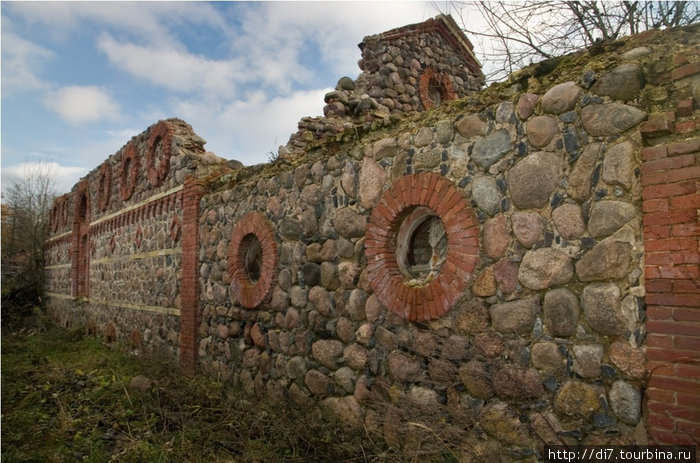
[228,211,279,309]
[96,162,112,212]
[119,143,139,201]
[419,67,456,110]
[365,172,479,321]
[146,121,173,187]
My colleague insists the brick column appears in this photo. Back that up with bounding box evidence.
[641,135,700,445]
[180,177,204,375]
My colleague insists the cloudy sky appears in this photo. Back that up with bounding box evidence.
[1,1,473,195]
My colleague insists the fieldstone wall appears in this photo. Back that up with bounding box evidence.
[44,17,700,456]
[45,119,228,357]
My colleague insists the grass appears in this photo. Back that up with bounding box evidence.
[1,311,426,463]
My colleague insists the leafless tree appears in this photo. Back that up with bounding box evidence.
[439,1,700,82]
[2,161,56,316]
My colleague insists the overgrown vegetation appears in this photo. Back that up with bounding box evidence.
[1,312,463,463]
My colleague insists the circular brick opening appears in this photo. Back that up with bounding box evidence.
[228,212,278,309]
[396,206,447,283]
[365,173,478,321]
[147,121,172,187]
[419,67,456,110]
[240,233,263,282]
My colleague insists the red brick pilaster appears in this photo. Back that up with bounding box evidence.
[642,135,700,445]
[180,176,204,375]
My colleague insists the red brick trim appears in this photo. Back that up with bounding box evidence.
[365,172,479,321]
[120,143,139,201]
[419,67,457,110]
[228,211,279,309]
[146,120,173,187]
[642,134,700,446]
[71,181,91,298]
[96,162,112,212]
[180,177,204,374]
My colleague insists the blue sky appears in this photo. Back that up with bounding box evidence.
[2,1,455,195]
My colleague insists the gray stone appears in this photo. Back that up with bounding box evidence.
[287,356,308,379]
[541,81,582,114]
[490,295,540,334]
[602,141,636,191]
[531,342,564,371]
[572,344,604,378]
[413,149,441,169]
[335,366,356,394]
[346,289,368,321]
[518,248,574,290]
[479,401,531,447]
[581,103,647,136]
[620,47,651,60]
[517,93,539,120]
[305,369,330,396]
[338,261,360,289]
[308,286,330,316]
[543,288,579,337]
[300,184,323,206]
[372,137,398,159]
[302,262,321,286]
[610,380,641,425]
[279,218,302,240]
[340,163,357,197]
[508,152,562,209]
[322,396,364,429]
[459,360,494,398]
[496,101,515,123]
[455,113,488,138]
[336,317,355,344]
[591,64,644,101]
[555,380,602,419]
[552,203,585,240]
[576,236,632,282]
[344,343,369,370]
[567,143,602,202]
[414,127,433,147]
[511,211,546,248]
[471,176,502,216]
[290,286,307,308]
[588,201,636,238]
[129,375,153,393]
[493,366,544,400]
[359,157,386,210]
[312,339,345,369]
[337,76,355,90]
[526,116,559,148]
[387,351,423,382]
[582,283,627,336]
[333,207,366,238]
[435,119,454,144]
[472,129,512,169]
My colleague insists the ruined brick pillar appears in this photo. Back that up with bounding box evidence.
[180,176,204,374]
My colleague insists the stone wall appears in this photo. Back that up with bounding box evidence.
[45,119,227,357]
[44,18,700,455]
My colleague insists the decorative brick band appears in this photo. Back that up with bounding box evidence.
[365,172,479,321]
[146,120,173,187]
[120,143,139,201]
[180,177,204,374]
[228,211,279,309]
[419,67,456,110]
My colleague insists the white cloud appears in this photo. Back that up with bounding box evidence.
[97,35,245,98]
[170,87,329,166]
[45,86,121,126]
[0,26,53,94]
[1,161,89,197]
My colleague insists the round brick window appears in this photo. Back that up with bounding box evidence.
[419,67,456,110]
[365,172,479,321]
[120,143,139,201]
[147,121,172,187]
[228,211,278,308]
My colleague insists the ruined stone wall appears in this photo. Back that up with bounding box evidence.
[44,21,700,455]
[45,119,224,357]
